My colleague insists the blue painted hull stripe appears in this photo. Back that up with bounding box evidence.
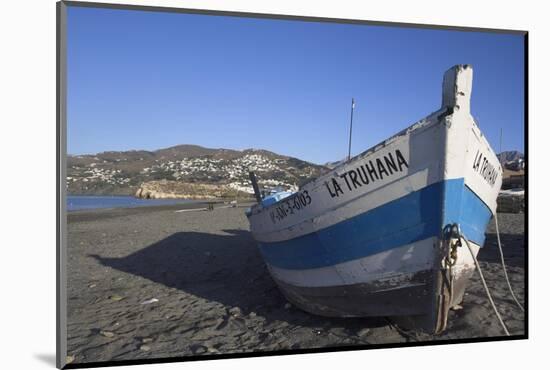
[442,180,494,247]
[258,178,493,270]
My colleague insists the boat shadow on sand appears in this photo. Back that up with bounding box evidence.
[89,229,391,332]
[89,228,523,334]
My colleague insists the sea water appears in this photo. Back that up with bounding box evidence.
[67,195,200,211]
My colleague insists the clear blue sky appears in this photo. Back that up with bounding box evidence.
[67,6,525,164]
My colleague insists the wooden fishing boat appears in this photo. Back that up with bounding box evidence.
[245,65,502,333]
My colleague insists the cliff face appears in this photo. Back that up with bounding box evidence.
[135,180,250,200]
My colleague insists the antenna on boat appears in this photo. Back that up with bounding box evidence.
[347,98,355,161]
[499,128,503,164]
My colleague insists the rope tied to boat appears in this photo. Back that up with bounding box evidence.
[445,232,460,267]
[448,223,510,336]
[494,214,525,313]
[442,225,459,315]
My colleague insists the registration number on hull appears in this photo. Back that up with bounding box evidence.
[269,190,312,224]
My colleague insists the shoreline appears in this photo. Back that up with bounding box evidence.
[67,195,256,216]
[67,201,256,223]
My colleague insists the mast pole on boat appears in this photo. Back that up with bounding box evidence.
[249,171,262,204]
[348,98,355,161]
[499,128,503,164]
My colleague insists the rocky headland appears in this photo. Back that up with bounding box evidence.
[134,180,249,200]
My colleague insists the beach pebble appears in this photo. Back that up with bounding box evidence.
[65,355,75,364]
[140,298,159,305]
[228,307,241,316]
[357,328,371,337]
[207,346,219,354]
[140,345,151,351]
[451,304,464,311]
[109,294,124,301]
[249,311,257,318]
[88,284,96,288]
[190,344,207,354]
[141,337,153,343]
[100,330,115,338]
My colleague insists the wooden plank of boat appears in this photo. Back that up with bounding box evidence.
[246,65,503,334]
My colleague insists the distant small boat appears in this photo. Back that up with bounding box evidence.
[246,65,502,333]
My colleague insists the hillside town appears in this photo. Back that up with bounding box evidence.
[67,146,324,197]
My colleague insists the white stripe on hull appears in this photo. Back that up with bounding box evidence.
[255,167,431,243]
[266,237,480,289]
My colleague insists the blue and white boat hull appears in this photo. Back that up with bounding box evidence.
[246,65,502,333]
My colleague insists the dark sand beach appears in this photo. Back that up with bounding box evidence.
[66,204,525,364]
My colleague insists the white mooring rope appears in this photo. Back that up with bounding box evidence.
[459,230,510,336]
[494,214,525,312]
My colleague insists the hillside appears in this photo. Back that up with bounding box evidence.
[67,145,328,197]
[497,150,524,163]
